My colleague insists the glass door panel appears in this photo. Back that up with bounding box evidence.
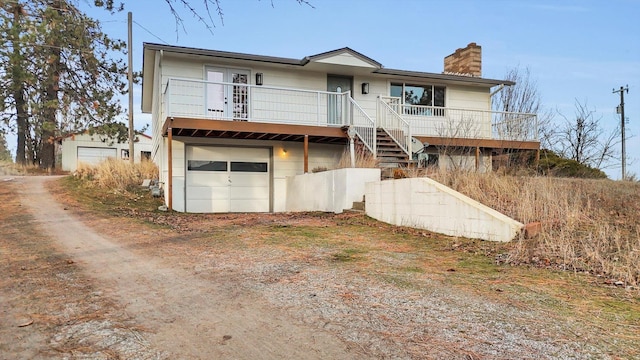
[231,72,249,120]
[327,75,352,125]
[205,68,250,120]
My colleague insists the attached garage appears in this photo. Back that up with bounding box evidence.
[186,146,271,213]
[77,147,117,167]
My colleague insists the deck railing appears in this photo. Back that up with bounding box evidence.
[164,77,352,127]
[380,97,538,142]
[164,77,379,156]
[163,79,539,147]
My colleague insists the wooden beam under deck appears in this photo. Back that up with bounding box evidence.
[161,117,538,153]
[162,117,347,142]
[416,136,540,151]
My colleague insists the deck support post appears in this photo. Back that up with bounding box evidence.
[349,137,356,168]
[475,146,480,171]
[535,149,540,171]
[167,127,173,211]
[304,135,309,173]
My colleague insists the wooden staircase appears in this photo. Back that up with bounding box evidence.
[348,127,414,179]
[343,127,415,180]
[375,128,411,170]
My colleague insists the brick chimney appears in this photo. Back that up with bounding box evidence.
[444,42,482,77]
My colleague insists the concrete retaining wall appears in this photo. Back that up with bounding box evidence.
[285,168,380,213]
[365,177,523,242]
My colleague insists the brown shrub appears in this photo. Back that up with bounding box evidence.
[75,158,158,192]
[429,169,640,286]
[336,148,378,169]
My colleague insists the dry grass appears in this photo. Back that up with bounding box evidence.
[74,159,158,192]
[52,178,640,358]
[0,161,67,175]
[429,169,640,286]
[336,147,378,169]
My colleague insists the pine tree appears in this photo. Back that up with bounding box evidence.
[0,132,12,162]
[0,1,127,169]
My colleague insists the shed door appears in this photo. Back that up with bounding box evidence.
[77,147,117,167]
[186,146,270,213]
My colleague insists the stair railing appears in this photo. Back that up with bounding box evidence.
[377,96,411,156]
[348,95,376,157]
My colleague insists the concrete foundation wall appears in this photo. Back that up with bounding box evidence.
[286,168,380,214]
[365,177,523,242]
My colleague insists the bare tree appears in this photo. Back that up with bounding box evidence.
[492,66,554,148]
[95,0,313,37]
[434,114,485,171]
[554,100,620,170]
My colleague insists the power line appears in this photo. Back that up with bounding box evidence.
[133,20,170,45]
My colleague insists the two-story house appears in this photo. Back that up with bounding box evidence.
[141,42,538,213]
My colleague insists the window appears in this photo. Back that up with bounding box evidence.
[141,151,151,161]
[390,83,445,113]
[188,160,227,171]
[121,149,129,159]
[230,161,268,172]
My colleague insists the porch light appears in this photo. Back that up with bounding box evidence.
[361,82,369,94]
[256,72,263,86]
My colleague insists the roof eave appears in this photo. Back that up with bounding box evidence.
[143,42,303,66]
[307,47,382,68]
[141,46,155,113]
[374,68,515,87]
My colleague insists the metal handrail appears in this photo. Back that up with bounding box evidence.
[348,96,376,156]
[377,97,411,156]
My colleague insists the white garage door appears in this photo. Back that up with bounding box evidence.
[186,146,270,213]
[77,147,117,167]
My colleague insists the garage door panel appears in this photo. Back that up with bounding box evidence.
[229,173,268,186]
[186,146,270,213]
[229,186,269,200]
[188,199,228,213]
[186,186,229,200]
[189,147,229,159]
[77,147,117,166]
[187,172,227,187]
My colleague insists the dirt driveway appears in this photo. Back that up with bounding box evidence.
[1,176,638,359]
[2,176,361,359]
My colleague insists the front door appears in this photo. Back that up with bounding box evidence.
[206,68,250,120]
[327,75,352,125]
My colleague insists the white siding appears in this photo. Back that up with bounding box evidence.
[314,53,377,68]
[438,148,492,173]
[447,85,490,111]
[351,76,387,122]
[163,137,345,212]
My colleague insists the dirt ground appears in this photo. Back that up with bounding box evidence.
[1,175,639,359]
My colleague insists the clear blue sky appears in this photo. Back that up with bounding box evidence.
[80,0,639,179]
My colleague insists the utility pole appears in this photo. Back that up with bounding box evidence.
[127,11,134,164]
[613,85,629,180]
